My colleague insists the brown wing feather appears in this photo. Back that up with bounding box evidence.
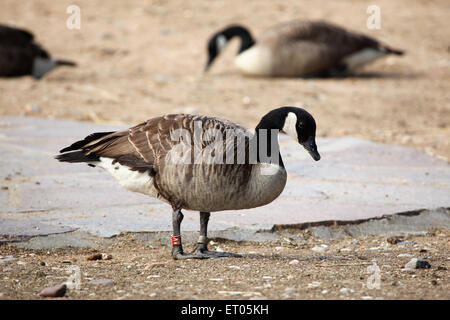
[0,47,34,76]
[58,114,256,210]
[259,19,392,76]
[0,25,34,46]
[0,25,53,76]
[261,20,380,51]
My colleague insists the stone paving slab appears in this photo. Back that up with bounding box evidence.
[0,116,449,238]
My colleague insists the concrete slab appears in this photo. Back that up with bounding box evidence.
[1,116,449,239]
[305,207,450,241]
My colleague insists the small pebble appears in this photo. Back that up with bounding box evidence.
[311,245,328,253]
[339,287,355,294]
[242,96,251,105]
[40,284,67,298]
[90,279,115,286]
[144,263,165,270]
[0,256,15,265]
[387,236,404,245]
[87,253,103,261]
[101,253,113,260]
[397,241,416,246]
[152,73,174,84]
[404,258,431,270]
[289,259,299,265]
[307,281,322,288]
[35,271,46,278]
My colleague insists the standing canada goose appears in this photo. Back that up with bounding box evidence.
[56,106,320,259]
[0,25,76,79]
[205,19,404,77]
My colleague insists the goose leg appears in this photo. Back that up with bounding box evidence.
[192,212,242,258]
[171,208,209,260]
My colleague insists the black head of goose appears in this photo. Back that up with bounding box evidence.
[56,107,320,259]
[0,25,76,79]
[205,19,404,77]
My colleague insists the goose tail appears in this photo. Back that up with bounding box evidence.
[55,59,77,67]
[381,46,404,56]
[55,131,115,163]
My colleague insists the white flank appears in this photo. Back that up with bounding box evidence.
[282,112,298,141]
[32,57,57,78]
[235,46,272,76]
[343,48,386,71]
[96,157,159,198]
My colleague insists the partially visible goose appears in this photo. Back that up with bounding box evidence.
[0,25,76,79]
[56,106,320,259]
[205,19,404,77]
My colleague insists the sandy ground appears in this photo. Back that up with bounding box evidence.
[0,230,449,300]
[0,0,449,161]
[0,0,449,300]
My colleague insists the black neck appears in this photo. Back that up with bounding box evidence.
[253,108,290,167]
[221,25,255,53]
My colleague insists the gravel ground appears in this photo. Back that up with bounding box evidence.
[1,230,448,300]
[0,0,449,301]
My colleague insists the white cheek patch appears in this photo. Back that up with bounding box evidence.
[282,112,298,141]
[216,35,227,52]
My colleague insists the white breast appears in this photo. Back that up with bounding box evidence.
[244,163,287,208]
[234,46,273,76]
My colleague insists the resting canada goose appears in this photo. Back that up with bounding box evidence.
[205,19,404,77]
[56,106,320,259]
[0,25,76,79]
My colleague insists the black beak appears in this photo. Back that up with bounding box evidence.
[204,55,215,73]
[204,61,212,72]
[302,137,320,161]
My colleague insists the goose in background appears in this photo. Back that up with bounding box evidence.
[0,24,76,79]
[205,19,404,77]
[56,106,320,260]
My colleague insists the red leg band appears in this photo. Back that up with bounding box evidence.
[171,235,182,246]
